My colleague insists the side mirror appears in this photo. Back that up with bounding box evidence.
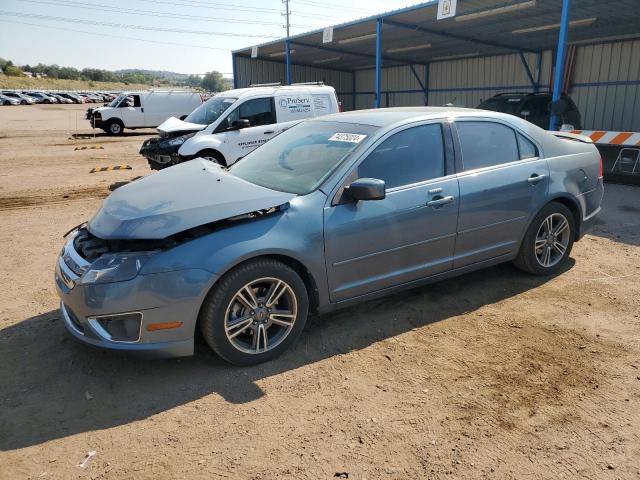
[231,119,250,130]
[345,178,386,202]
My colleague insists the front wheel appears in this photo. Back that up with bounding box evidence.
[514,202,575,275]
[105,120,124,135]
[199,259,309,365]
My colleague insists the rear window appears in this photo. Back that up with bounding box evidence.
[477,97,523,115]
[457,121,519,171]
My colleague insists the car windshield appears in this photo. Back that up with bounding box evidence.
[229,120,378,195]
[186,96,237,125]
[477,97,523,115]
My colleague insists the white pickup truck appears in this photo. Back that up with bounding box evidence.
[140,83,340,169]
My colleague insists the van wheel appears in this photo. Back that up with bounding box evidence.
[197,150,225,166]
[514,202,575,275]
[106,120,124,136]
[199,259,309,366]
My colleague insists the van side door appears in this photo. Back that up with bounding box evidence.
[452,120,549,268]
[215,97,278,165]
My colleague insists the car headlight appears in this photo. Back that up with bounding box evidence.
[79,252,156,285]
[166,137,186,147]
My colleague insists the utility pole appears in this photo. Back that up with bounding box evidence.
[283,0,290,38]
[283,0,292,84]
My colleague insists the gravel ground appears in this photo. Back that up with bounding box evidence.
[0,104,639,480]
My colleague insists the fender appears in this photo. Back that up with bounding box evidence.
[178,131,225,157]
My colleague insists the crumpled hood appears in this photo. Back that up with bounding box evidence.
[88,159,296,240]
[157,116,206,134]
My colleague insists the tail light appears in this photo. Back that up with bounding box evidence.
[598,153,604,178]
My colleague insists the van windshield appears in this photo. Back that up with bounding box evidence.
[229,120,378,195]
[109,94,127,108]
[186,96,237,125]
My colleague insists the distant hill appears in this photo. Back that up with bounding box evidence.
[115,69,198,82]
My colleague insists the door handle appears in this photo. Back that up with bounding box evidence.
[263,130,275,135]
[141,107,144,112]
[427,195,454,208]
[527,174,546,184]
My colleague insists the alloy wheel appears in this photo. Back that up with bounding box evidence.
[224,277,297,354]
[534,213,570,267]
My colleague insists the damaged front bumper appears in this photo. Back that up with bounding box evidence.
[140,137,185,170]
[54,231,215,357]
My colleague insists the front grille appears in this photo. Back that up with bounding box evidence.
[74,228,110,262]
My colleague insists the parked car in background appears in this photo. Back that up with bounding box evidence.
[0,93,21,105]
[477,92,582,130]
[141,83,339,169]
[56,107,603,365]
[56,93,83,104]
[23,91,57,104]
[87,90,203,135]
[49,93,73,104]
[1,91,35,104]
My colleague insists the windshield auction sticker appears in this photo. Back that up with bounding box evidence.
[329,133,368,143]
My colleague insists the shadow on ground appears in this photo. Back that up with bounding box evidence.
[590,183,640,247]
[0,261,572,451]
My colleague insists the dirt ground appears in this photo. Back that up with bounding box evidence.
[0,104,639,480]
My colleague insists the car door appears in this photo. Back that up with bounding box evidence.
[323,122,459,302]
[452,120,549,268]
[118,94,145,127]
[215,97,278,164]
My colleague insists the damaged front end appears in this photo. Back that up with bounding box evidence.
[140,131,196,170]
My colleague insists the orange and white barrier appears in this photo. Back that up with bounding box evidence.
[570,130,640,147]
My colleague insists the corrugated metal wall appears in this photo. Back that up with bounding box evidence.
[570,39,640,131]
[235,39,640,131]
[234,57,355,109]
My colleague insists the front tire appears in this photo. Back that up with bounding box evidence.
[105,119,124,135]
[514,202,575,275]
[199,259,309,365]
[196,149,225,166]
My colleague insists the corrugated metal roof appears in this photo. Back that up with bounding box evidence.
[234,0,640,72]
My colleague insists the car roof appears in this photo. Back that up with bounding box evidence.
[312,106,527,127]
[217,84,335,99]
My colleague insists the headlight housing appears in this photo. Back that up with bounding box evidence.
[79,252,156,285]
[166,136,186,147]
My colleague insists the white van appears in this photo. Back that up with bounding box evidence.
[141,83,340,168]
[88,90,204,135]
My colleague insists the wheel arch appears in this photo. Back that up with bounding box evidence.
[198,253,321,322]
[196,149,227,167]
[547,195,583,240]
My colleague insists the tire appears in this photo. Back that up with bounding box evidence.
[199,258,309,365]
[513,202,575,275]
[196,150,226,166]
[105,119,124,136]
[21,100,27,105]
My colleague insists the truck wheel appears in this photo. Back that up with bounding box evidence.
[106,120,124,136]
[199,258,309,365]
[197,150,226,166]
[513,202,575,276]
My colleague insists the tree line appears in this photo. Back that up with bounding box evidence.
[0,58,229,91]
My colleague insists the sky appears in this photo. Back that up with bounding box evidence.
[0,0,422,76]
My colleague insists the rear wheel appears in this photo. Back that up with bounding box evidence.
[514,202,575,275]
[199,259,309,365]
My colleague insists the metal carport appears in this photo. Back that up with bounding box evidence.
[233,0,640,131]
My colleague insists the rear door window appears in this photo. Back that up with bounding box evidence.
[357,124,445,189]
[456,121,519,171]
[517,133,538,159]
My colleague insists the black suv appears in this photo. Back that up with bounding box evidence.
[477,92,582,130]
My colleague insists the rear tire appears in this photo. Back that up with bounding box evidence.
[199,259,309,366]
[513,202,575,275]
